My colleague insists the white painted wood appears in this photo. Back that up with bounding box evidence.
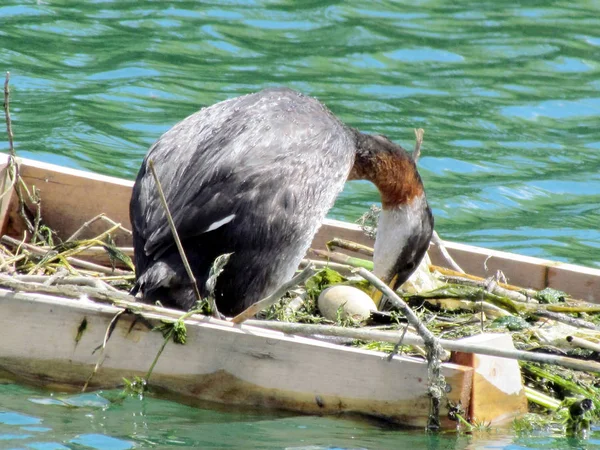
[0,288,472,428]
[451,334,528,425]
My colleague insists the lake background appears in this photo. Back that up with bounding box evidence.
[1,0,599,448]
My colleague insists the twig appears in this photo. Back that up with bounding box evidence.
[0,274,136,304]
[147,160,208,314]
[430,231,465,274]
[524,386,561,410]
[1,235,131,275]
[0,164,17,202]
[2,73,40,240]
[355,267,444,430]
[244,320,600,374]
[299,258,354,274]
[433,265,537,296]
[413,128,424,162]
[38,246,135,258]
[82,310,124,392]
[308,248,373,270]
[386,323,411,361]
[566,336,600,353]
[12,274,120,292]
[3,72,15,157]
[231,264,315,324]
[441,274,530,303]
[326,238,374,257]
[67,213,132,242]
[535,310,599,331]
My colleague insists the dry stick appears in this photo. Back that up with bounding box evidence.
[442,274,529,303]
[146,160,216,316]
[231,264,315,324]
[82,309,124,392]
[3,73,33,237]
[38,246,135,258]
[299,258,353,274]
[355,267,444,431]
[430,232,465,274]
[12,274,120,292]
[433,264,538,296]
[67,213,132,242]
[0,163,17,202]
[326,238,374,257]
[3,72,15,157]
[534,310,599,331]
[413,128,424,162]
[243,320,600,374]
[0,274,135,304]
[3,76,46,244]
[566,336,600,353]
[1,235,131,275]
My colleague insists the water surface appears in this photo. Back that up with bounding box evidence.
[1,0,600,448]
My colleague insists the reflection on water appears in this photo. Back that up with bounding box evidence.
[1,0,600,448]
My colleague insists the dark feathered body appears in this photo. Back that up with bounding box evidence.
[131,88,356,315]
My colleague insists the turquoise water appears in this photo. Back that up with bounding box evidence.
[2,384,600,450]
[1,0,600,448]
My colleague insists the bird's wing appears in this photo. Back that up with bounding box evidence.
[131,88,355,260]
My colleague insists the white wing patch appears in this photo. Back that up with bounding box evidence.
[204,214,236,233]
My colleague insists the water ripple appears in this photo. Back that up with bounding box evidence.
[0,0,598,271]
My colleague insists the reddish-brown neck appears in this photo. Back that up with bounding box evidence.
[347,132,425,209]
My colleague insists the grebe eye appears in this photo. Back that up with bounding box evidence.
[406,262,416,271]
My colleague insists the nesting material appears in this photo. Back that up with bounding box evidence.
[318,285,377,321]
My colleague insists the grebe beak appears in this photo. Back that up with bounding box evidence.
[371,273,399,308]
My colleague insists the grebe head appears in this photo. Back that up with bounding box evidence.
[372,193,434,291]
[350,132,434,298]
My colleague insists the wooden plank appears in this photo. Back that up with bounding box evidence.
[429,240,600,303]
[0,289,472,428]
[2,154,133,245]
[451,334,528,425]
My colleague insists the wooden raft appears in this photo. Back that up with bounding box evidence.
[3,153,588,426]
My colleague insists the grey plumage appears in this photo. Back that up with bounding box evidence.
[131,88,355,315]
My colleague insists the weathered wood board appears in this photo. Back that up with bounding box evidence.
[0,153,551,427]
[0,288,472,428]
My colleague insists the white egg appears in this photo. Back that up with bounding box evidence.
[318,285,377,322]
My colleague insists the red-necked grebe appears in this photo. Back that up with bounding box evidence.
[130,87,434,316]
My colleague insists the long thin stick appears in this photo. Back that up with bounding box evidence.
[355,267,444,430]
[147,160,212,314]
[3,72,15,157]
[231,264,315,324]
[356,268,438,347]
[566,336,600,353]
[244,320,600,374]
[536,310,599,331]
[326,238,374,257]
[413,128,424,162]
[82,310,124,392]
[430,231,465,274]
[1,235,130,275]
[67,213,132,242]
[299,258,353,274]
